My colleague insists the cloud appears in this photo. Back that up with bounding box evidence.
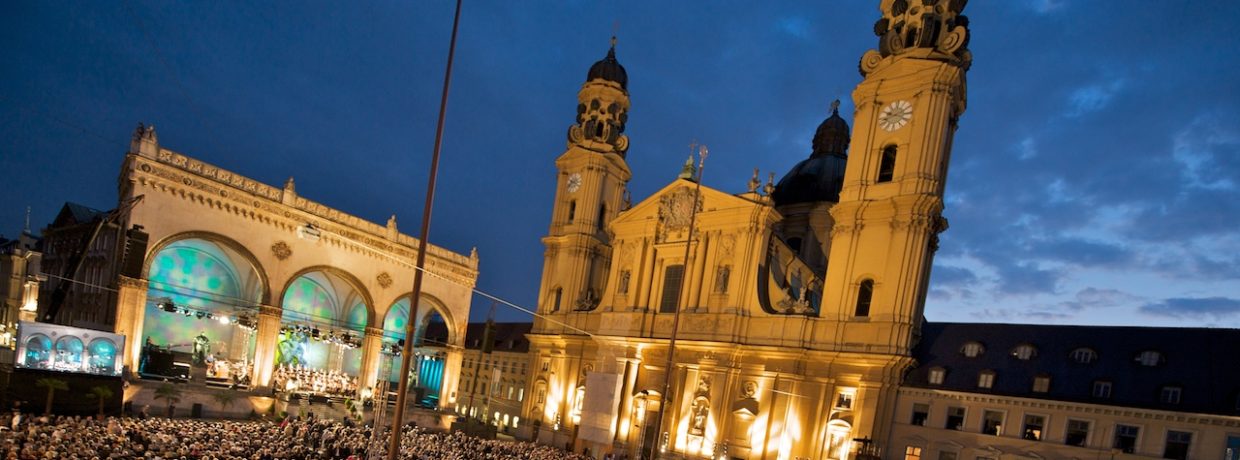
[1040,238,1131,268]
[995,261,1061,295]
[1059,287,1141,311]
[930,265,978,287]
[1028,0,1067,14]
[1066,78,1126,117]
[1139,297,1240,319]
[776,16,810,40]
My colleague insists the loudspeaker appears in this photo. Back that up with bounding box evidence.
[119,225,149,279]
[191,403,203,418]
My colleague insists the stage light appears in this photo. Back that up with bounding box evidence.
[218,316,231,325]
[312,328,320,339]
[196,311,205,319]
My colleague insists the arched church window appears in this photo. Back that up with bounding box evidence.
[567,201,576,223]
[878,145,897,183]
[855,279,874,317]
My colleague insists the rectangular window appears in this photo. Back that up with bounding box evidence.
[659,264,685,313]
[1065,419,1090,447]
[928,368,946,385]
[835,391,855,410]
[910,403,929,426]
[945,407,965,431]
[904,446,922,460]
[1114,424,1140,453]
[1022,414,1045,441]
[937,452,957,460]
[1163,430,1192,460]
[982,410,1003,436]
[1093,381,1112,398]
[518,388,524,402]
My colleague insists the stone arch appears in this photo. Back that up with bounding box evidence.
[382,292,459,347]
[278,265,376,329]
[143,231,271,305]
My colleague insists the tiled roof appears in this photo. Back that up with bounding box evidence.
[422,322,532,353]
[908,322,1240,416]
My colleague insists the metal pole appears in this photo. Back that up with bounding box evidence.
[650,146,708,459]
[386,0,462,458]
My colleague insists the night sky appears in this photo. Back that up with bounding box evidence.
[3,2,1239,328]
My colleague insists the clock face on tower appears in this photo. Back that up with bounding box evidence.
[566,173,582,193]
[879,100,913,132]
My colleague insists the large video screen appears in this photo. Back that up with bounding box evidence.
[15,321,125,377]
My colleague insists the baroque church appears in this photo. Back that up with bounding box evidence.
[522,1,968,458]
[521,2,1240,460]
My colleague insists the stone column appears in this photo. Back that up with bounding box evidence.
[113,276,149,377]
[251,305,282,389]
[359,326,384,392]
[440,346,463,409]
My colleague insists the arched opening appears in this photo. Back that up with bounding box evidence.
[382,295,452,409]
[568,201,577,223]
[824,419,853,460]
[274,268,369,398]
[855,279,874,317]
[142,237,264,386]
[877,146,897,183]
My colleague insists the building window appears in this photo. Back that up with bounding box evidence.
[910,403,929,426]
[1114,424,1140,453]
[855,279,874,317]
[982,410,1003,436]
[945,406,965,430]
[937,452,957,460]
[928,367,946,385]
[1136,350,1163,367]
[1092,380,1112,398]
[1022,414,1045,441]
[1160,386,1182,404]
[1011,344,1037,360]
[552,288,562,312]
[1163,430,1192,460]
[878,145,897,183]
[977,370,995,389]
[659,264,685,313]
[1065,419,1090,447]
[1032,375,1051,393]
[597,204,607,232]
[540,361,549,372]
[787,237,803,254]
[904,446,922,460]
[1070,347,1097,364]
[961,341,985,358]
[567,201,576,223]
[834,390,855,410]
[518,388,524,402]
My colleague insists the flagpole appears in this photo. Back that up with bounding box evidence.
[386,0,462,458]
[650,145,708,459]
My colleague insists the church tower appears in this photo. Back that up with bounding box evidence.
[821,0,971,354]
[536,38,633,324]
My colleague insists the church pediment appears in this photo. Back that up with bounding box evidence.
[612,179,769,230]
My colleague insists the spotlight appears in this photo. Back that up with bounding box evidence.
[196,312,205,320]
[218,316,231,325]
[161,302,176,313]
[311,328,320,339]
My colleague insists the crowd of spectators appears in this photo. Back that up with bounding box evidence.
[0,413,596,460]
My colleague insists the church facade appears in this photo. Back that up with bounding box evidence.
[521,2,971,459]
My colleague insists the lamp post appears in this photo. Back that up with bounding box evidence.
[650,145,708,459]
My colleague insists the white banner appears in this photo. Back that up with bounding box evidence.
[578,372,624,444]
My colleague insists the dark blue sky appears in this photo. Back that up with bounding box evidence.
[3,1,1239,327]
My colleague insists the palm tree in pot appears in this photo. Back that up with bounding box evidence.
[153,383,183,418]
[35,378,68,415]
[85,385,115,417]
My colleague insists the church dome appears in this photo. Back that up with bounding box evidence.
[587,38,628,90]
[771,101,850,206]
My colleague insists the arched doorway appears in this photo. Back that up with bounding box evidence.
[142,237,264,384]
[274,269,369,398]
[382,295,452,409]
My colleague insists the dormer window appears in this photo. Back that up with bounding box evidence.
[1011,344,1037,360]
[928,367,946,385]
[977,370,995,389]
[1032,375,1051,393]
[1136,350,1163,367]
[961,341,985,358]
[1070,347,1097,364]
[1160,385,1182,404]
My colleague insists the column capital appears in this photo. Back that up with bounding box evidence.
[258,305,282,317]
[117,275,149,289]
[364,326,385,337]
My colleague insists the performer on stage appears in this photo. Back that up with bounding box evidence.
[192,331,211,365]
